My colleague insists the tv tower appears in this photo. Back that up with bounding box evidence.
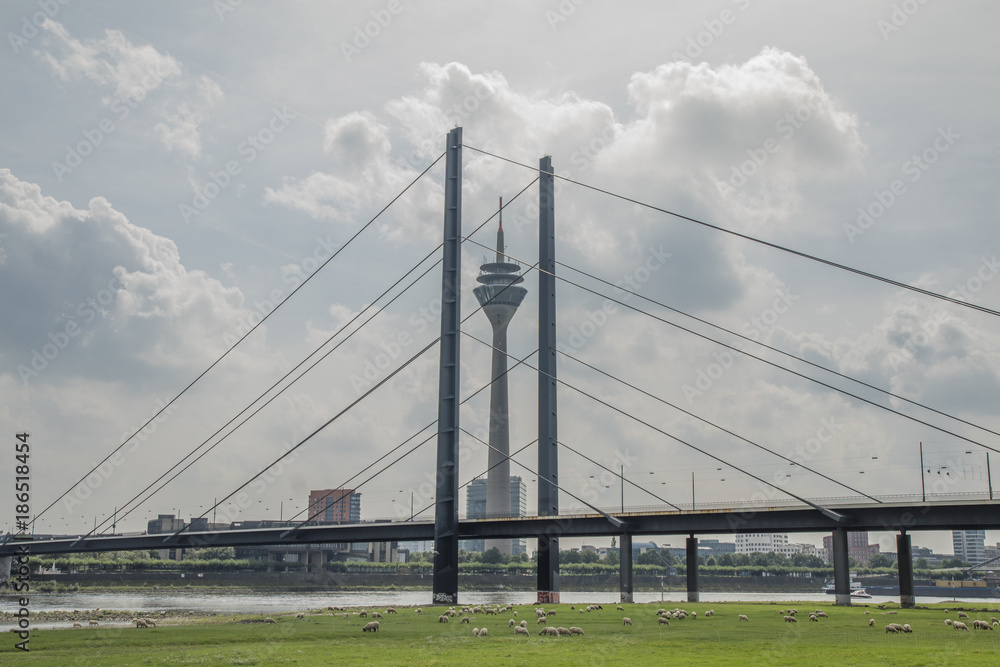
[473,198,527,555]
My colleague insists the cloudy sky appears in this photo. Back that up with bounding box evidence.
[1,1,998,558]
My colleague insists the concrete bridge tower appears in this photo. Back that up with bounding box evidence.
[473,203,527,555]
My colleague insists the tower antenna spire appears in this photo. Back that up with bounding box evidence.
[499,196,503,231]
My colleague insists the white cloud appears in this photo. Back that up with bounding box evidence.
[153,76,225,160]
[35,19,182,104]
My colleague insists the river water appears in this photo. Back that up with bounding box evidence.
[5,590,995,616]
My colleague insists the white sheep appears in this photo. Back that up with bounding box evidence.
[616,605,624,611]
[957,611,969,618]
[472,628,479,637]
[461,616,470,624]
[143,618,156,627]
[557,627,571,636]
[361,621,379,632]
[869,619,875,627]
[738,615,749,622]
[784,616,797,623]
[885,624,899,634]
[570,626,585,635]
[953,621,969,631]
[372,612,383,620]
[539,626,559,637]
[439,615,449,623]
[658,617,669,625]
[509,619,515,628]
[415,608,422,614]
[88,620,99,627]
[622,617,632,626]
[520,620,527,628]
[537,616,547,624]
[264,618,276,624]
[809,614,818,622]
[72,622,82,628]
[816,611,828,618]
[945,619,953,626]
[514,626,529,636]
[479,628,488,637]
[135,619,149,628]
[386,608,397,614]
[902,624,912,633]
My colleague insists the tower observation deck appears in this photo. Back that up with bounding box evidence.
[472,207,527,555]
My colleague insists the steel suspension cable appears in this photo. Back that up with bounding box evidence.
[34,151,446,529]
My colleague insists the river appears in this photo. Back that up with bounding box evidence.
[5,590,995,616]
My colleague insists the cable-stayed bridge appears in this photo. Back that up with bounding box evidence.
[4,128,999,610]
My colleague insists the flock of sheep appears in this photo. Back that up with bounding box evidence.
[942,610,999,632]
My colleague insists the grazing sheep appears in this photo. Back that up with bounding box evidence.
[557,627,571,636]
[945,619,953,626]
[692,612,697,618]
[509,619,516,628]
[372,612,383,620]
[994,622,999,628]
[656,608,667,615]
[548,611,556,616]
[885,625,899,634]
[135,619,149,628]
[809,614,818,622]
[658,617,669,625]
[537,616,548,624]
[439,615,449,623]
[520,620,528,628]
[540,627,559,637]
[993,617,999,624]
[885,610,898,615]
[415,608,422,614]
[461,617,470,624]
[144,618,156,627]
[617,605,624,611]
[869,619,875,627]
[361,621,379,632]
[889,623,904,633]
[295,613,305,620]
[359,611,368,618]
[622,617,632,626]
[479,628,488,637]
[89,621,99,627]
[902,624,912,633]
[570,626,585,635]
[953,621,969,631]
[386,608,397,614]
[264,618,276,624]
[73,622,82,628]
[738,615,749,622]
[784,616,797,623]
[514,626,530,636]
[864,611,870,615]
[816,611,828,618]
[788,609,798,616]
[472,628,479,637]
[957,611,969,618]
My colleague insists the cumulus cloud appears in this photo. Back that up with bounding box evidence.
[0,168,255,383]
[153,76,224,160]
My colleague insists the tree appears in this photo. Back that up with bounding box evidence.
[481,548,504,565]
[868,554,892,568]
[561,549,581,564]
[604,549,619,566]
[717,553,734,567]
[188,547,235,560]
[579,550,599,564]
[941,558,967,569]
[915,558,929,570]
[705,555,717,567]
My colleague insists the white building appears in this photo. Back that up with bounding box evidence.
[735,533,797,556]
[953,530,986,564]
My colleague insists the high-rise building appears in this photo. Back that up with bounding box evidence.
[821,531,880,565]
[462,476,527,555]
[735,533,796,556]
[473,215,527,556]
[953,530,986,564]
[308,489,361,524]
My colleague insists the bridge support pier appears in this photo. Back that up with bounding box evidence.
[620,533,633,603]
[686,535,699,603]
[897,532,915,608]
[832,529,851,606]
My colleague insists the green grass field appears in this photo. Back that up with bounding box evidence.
[3,600,999,666]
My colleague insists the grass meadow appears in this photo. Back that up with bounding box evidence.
[3,600,999,666]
